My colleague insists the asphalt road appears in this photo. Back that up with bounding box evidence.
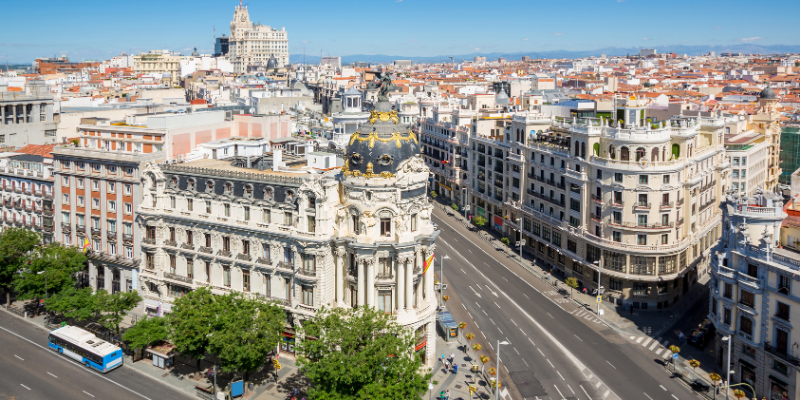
[432,208,699,400]
[0,311,189,400]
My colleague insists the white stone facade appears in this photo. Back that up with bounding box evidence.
[229,4,289,74]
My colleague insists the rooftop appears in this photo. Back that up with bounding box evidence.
[178,158,310,177]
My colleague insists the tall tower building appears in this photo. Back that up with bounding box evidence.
[228,3,289,74]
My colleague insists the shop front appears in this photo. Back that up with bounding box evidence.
[493,215,503,232]
[768,376,789,400]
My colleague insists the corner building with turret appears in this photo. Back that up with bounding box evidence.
[137,98,439,367]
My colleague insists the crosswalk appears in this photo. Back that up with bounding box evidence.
[630,335,674,359]
[570,308,605,324]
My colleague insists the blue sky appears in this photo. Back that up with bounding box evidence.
[1,0,798,63]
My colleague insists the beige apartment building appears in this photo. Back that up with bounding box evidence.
[133,50,185,87]
[229,4,289,74]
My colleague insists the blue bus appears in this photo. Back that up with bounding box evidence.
[48,325,123,373]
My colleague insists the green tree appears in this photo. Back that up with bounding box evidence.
[209,293,285,381]
[170,287,222,369]
[14,243,87,310]
[46,287,97,321]
[296,307,430,399]
[472,215,487,227]
[0,227,40,307]
[565,277,578,298]
[95,290,143,335]
[450,203,459,211]
[500,237,510,246]
[122,316,170,352]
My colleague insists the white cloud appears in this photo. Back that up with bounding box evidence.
[552,32,563,36]
[522,38,529,41]
[473,47,481,51]
[740,37,763,42]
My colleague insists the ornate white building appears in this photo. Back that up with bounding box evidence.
[136,96,439,366]
[229,3,289,74]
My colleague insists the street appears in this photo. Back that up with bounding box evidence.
[432,208,699,400]
[0,311,189,400]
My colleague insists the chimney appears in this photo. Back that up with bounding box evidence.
[272,149,283,171]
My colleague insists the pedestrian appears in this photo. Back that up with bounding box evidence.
[445,389,450,400]
[450,352,455,364]
[441,353,446,365]
[453,363,458,374]
[679,332,685,344]
[293,387,299,396]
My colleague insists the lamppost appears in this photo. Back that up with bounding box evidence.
[722,335,732,400]
[440,254,451,309]
[37,270,47,300]
[592,258,603,315]
[496,340,509,400]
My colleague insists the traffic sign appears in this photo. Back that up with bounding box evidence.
[520,240,526,246]
[596,296,602,304]
[672,353,679,360]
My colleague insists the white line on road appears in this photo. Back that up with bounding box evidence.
[537,348,545,357]
[481,332,486,339]
[595,381,602,389]
[498,327,503,335]
[476,302,481,308]
[554,385,567,400]
[567,384,575,394]
[503,276,508,281]
[642,338,652,347]
[47,372,58,378]
[468,311,472,319]
[511,319,517,326]
[580,384,593,399]
[636,337,644,344]
[504,365,509,373]
[672,395,679,400]
[649,341,659,351]
[523,293,530,299]
[547,359,554,368]
[523,358,529,366]
[462,303,466,309]
[520,328,527,336]
[606,360,616,369]
[490,318,496,325]
[643,393,653,400]
[574,334,583,341]
[547,312,554,318]
[660,385,667,391]
[482,309,488,316]
[557,370,565,381]
[475,322,479,329]
[83,390,95,398]
[514,347,520,355]
[494,301,501,308]
[468,249,473,253]
[20,384,31,390]
[488,342,493,350]
[14,354,24,360]
[461,268,466,274]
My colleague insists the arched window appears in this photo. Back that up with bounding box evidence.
[671,144,680,160]
[593,143,600,156]
[651,148,659,162]
[635,147,646,161]
[609,145,616,160]
[581,142,586,159]
[621,147,630,161]
[574,141,580,157]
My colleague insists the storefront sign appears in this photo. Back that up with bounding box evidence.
[415,340,427,352]
[477,207,485,217]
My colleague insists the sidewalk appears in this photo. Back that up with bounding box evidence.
[2,300,305,400]
[432,201,724,398]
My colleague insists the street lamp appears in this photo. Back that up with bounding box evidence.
[722,335,732,400]
[592,258,603,315]
[37,270,47,300]
[496,340,510,400]
[440,255,451,309]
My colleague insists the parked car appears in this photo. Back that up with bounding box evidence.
[689,319,716,348]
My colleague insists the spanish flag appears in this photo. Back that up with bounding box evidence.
[423,253,434,275]
[82,238,91,253]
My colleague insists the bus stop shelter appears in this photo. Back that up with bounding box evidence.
[437,311,459,342]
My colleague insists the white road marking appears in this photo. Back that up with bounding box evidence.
[547,312,554,318]
[672,395,679,400]
[537,348,545,356]
[481,332,486,339]
[504,365,509,373]
[574,334,583,341]
[488,342,493,350]
[514,347,520,355]
[468,311,473,319]
[498,327,503,334]
[490,318,496,325]
[580,384,593,399]
[642,338,652,347]
[468,249,473,253]
[629,335,636,340]
[20,384,31,390]
[14,354,24,360]
[462,303,466,309]
[636,337,645,344]
[528,337,536,346]
[503,276,508,281]
[660,385,667,391]
[547,359,554,368]
[520,328,527,336]
[643,393,653,400]
[554,385,567,400]
[476,302,481,308]
[511,319,518,326]
[475,322,479,329]
[494,301,501,308]
[461,268,466,274]
[595,381,602,389]
[523,358,529,367]
[606,360,616,369]
[603,389,610,398]
[482,309,488,316]
[649,341,659,351]
[523,293,530,299]
[557,370,565,380]
[655,349,663,356]
[0,325,153,399]
[47,372,57,378]
[567,384,575,394]
[83,390,95,398]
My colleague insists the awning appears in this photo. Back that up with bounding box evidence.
[438,182,452,191]
[415,340,427,352]
[144,299,159,309]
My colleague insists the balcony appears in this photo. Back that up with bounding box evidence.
[91,228,101,236]
[256,257,270,265]
[297,268,316,277]
[236,254,251,261]
[164,272,193,284]
[180,242,194,250]
[198,246,213,254]
[660,202,674,209]
[591,214,602,222]
[376,272,394,280]
[106,231,117,241]
[591,195,603,203]
[276,261,292,272]
[633,202,651,210]
[265,296,290,307]
[764,343,800,367]
[61,222,71,232]
[608,220,674,230]
[164,239,178,247]
[218,250,232,258]
[142,237,156,245]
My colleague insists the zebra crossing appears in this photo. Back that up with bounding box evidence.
[630,335,674,359]
[570,308,605,324]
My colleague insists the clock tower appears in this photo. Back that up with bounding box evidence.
[231,3,250,36]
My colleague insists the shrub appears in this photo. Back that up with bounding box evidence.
[451,203,459,211]
[501,237,510,246]
[472,216,487,227]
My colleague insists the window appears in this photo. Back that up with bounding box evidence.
[739,315,753,335]
[241,240,250,255]
[91,217,100,230]
[62,176,69,186]
[570,199,581,212]
[62,194,70,205]
[76,214,85,227]
[223,266,231,287]
[77,196,84,207]
[205,233,211,247]
[723,308,731,325]
[169,254,176,274]
[302,286,314,306]
[125,246,133,259]
[609,278,622,291]
[614,173,622,182]
[77,178,84,189]
[243,270,250,292]
[186,198,193,211]
[637,235,647,245]
[224,204,230,217]
[661,234,668,244]
[596,169,602,179]
[639,175,648,185]
[222,236,230,252]
[779,275,791,295]
[263,209,271,223]
[307,216,316,233]
[92,198,100,209]
[146,253,155,270]
[377,290,392,314]
[663,175,670,184]
[125,167,134,175]
[205,200,212,214]
[108,201,116,212]
[108,166,117,174]
[262,243,270,260]
[740,290,755,308]
[411,213,418,231]
[776,301,790,320]
[612,231,621,242]
[638,215,648,226]
[124,203,132,214]
[108,220,116,233]
[380,218,391,237]
[91,180,99,191]
[92,163,101,172]
[244,206,250,221]
[170,196,176,208]
[284,212,293,226]
[107,182,115,193]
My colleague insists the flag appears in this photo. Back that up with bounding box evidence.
[82,238,91,253]
[423,253,434,275]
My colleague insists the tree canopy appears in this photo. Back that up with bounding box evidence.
[0,227,40,306]
[170,287,220,365]
[95,290,143,335]
[296,307,430,399]
[14,243,86,301]
[122,316,169,351]
[46,287,97,321]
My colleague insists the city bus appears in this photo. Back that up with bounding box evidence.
[47,325,123,373]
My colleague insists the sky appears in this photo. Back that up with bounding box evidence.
[1,0,799,64]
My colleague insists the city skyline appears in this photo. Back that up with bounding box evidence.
[1,0,799,63]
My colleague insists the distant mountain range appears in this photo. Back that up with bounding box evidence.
[291,44,800,65]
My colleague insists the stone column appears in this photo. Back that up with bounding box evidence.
[357,259,366,307]
[32,104,40,123]
[0,105,4,124]
[424,248,434,304]
[366,259,375,308]
[405,258,413,310]
[396,258,405,312]
[335,249,344,304]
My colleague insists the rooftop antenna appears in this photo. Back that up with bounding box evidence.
[449,55,454,65]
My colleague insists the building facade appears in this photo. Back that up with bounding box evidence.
[0,151,55,242]
[133,50,185,87]
[709,190,799,399]
[0,81,58,148]
[134,99,440,366]
[229,4,289,74]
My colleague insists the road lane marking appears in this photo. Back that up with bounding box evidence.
[504,365,509,373]
[528,337,536,346]
[523,293,529,299]
[490,318,495,325]
[21,384,31,390]
[514,347,520,355]
[510,319,517,326]
[468,311,473,319]
[554,385,567,400]
[537,348,545,356]
[498,327,503,334]
[503,276,508,281]
[494,301,501,308]
[83,390,95,398]
[547,312,554,318]
[567,384,575,394]
[660,385,667,391]
[603,389,610,398]
[642,338,652,347]
[574,334,582,341]
[475,322,479,329]
[47,372,57,378]
[468,249,473,253]
[606,360,616,369]
[655,349,663,355]
[636,337,644,344]
[649,341,659,351]
[476,302,481,307]
[580,384,593,399]
[14,354,24,360]
[482,309,488,316]
[643,393,653,400]
[547,359,554,368]
[0,325,154,400]
[520,328,527,336]
[595,381,602,388]
[557,370,565,380]
[523,358,529,366]
[462,303,466,309]
[481,332,486,339]
[461,268,466,274]
[672,395,679,400]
